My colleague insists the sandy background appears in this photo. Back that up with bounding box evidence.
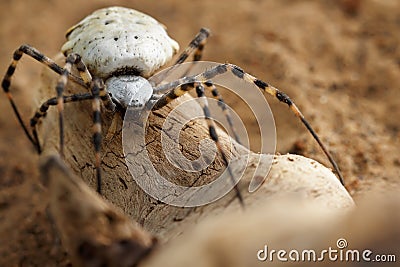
[0,0,399,265]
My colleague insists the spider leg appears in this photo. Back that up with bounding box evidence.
[31,78,112,194]
[175,29,210,83]
[168,31,243,144]
[194,82,244,207]
[153,28,210,90]
[30,93,93,153]
[43,52,114,158]
[173,28,210,65]
[162,27,238,145]
[52,55,110,193]
[66,52,115,111]
[1,45,86,150]
[156,80,242,146]
[55,53,94,157]
[91,78,104,194]
[153,63,345,186]
[203,81,242,145]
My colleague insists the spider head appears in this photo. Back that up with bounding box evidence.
[105,75,153,110]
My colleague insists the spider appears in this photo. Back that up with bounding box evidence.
[1,6,344,206]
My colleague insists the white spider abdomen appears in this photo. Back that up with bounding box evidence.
[61,6,179,78]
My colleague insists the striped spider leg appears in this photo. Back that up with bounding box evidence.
[150,30,245,205]
[1,45,114,194]
[156,28,242,144]
[152,64,345,188]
